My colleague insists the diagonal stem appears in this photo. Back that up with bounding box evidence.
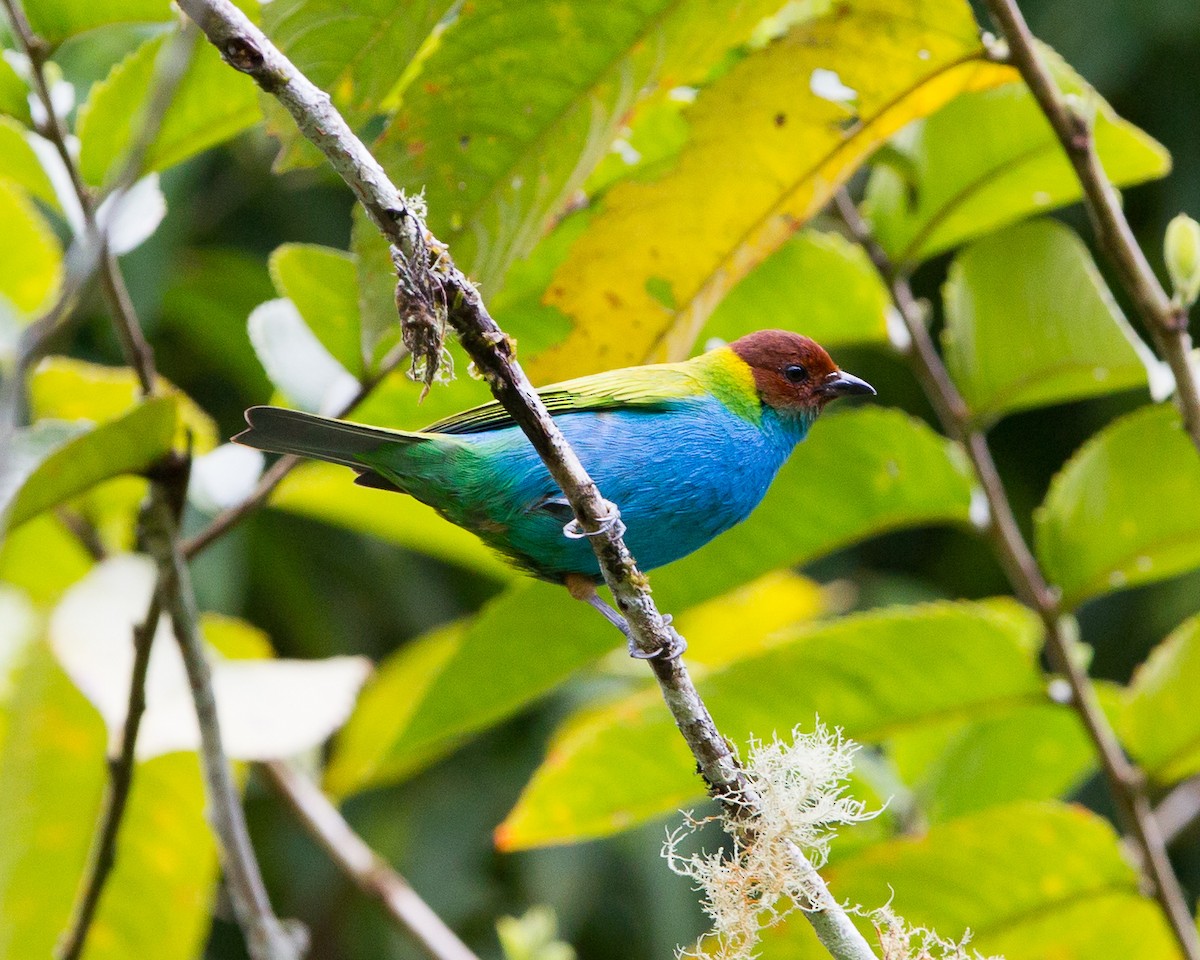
[262,761,481,960]
[835,188,1200,960]
[982,0,1200,455]
[143,487,305,960]
[174,2,879,955]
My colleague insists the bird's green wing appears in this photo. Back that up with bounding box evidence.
[423,363,708,435]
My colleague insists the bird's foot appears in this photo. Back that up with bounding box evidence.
[627,620,688,661]
[561,499,625,540]
[567,576,687,660]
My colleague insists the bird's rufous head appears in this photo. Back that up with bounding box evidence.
[728,330,875,413]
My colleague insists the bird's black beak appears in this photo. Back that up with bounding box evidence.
[820,370,876,398]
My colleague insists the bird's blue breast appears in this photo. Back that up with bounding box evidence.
[455,396,812,579]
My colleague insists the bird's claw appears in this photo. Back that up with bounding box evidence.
[562,499,625,540]
[627,619,687,661]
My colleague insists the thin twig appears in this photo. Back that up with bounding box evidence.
[1,7,303,953]
[181,339,409,559]
[982,0,1200,453]
[55,507,108,561]
[176,2,878,956]
[263,761,480,960]
[144,488,306,960]
[835,189,1200,960]
[57,592,161,960]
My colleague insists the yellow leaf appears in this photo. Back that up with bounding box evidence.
[30,356,219,453]
[0,180,62,318]
[671,570,826,670]
[532,0,1014,380]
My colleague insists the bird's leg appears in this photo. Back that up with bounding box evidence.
[564,574,687,660]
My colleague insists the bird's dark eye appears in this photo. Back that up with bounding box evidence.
[784,364,808,384]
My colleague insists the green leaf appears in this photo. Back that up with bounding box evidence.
[0,179,63,318]
[325,582,613,797]
[497,600,1044,849]
[269,244,364,377]
[895,702,1095,824]
[262,0,450,139]
[325,574,824,801]
[1122,614,1200,784]
[941,219,1154,424]
[0,56,32,126]
[375,0,786,293]
[528,0,1011,380]
[1036,404,1200,608]
[700,230,891,350]
[756,801,1174,959]
[270,462,515,581]
[0,116,59,208]
[1,398,177,533]
[649,407,976,611]
[0,643,218,960]
[77,30,261,186]
[24,0,171,43]
[863,47,1171,266]
[324,620,462,797]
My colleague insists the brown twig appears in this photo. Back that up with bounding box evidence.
[835,189,1200,960]
[57,592,161,960]
[982,0,1200,454]
[144,487,306,960]
[263,761,480,960]
[175,1,877,955]
[55,507,108,561]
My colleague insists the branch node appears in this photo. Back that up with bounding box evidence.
[221,35,264,72]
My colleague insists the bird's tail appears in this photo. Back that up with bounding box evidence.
[234,405,422,469]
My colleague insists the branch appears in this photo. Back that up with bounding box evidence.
[0,8,302,954]
[982,0,1200,454]
[143,486,306,960]
[834,190,1200,960]
[175,2,878,956]
[262,761,480,960]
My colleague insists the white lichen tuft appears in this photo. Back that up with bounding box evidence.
[870,907,1002,960]
[663,723,877,960]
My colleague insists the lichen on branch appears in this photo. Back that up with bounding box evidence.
[664,724,877,960]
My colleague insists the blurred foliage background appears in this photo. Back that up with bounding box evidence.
[3,0,1200,958]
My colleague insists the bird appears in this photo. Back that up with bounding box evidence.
[235,330,874,657]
